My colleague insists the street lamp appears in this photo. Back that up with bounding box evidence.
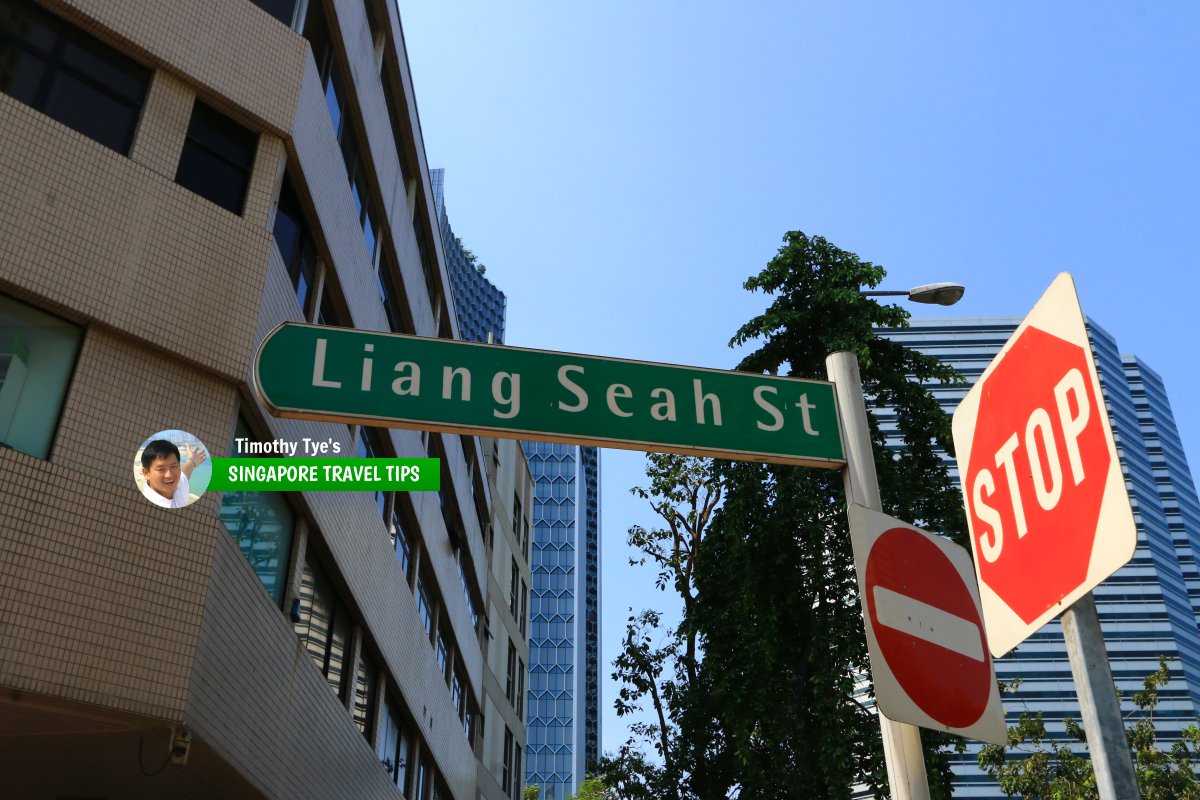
[862,282,965,306]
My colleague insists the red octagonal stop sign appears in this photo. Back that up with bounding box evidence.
[965,325,1109,624]
[953,273,1137,657]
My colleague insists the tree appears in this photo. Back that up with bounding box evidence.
[600,454,728,800]
[523,786,541,800]
[568,775,618,800]
[602,231,969,798]
[979,657,1200,799]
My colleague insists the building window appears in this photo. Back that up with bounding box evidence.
[506,641,517,705]
[510,557,520,617]
[248,0,296,26]
[219,416,295,604]
[451,665,465,721]
[391,504,412,580]
[436,629,450,683]
[353,651,378,740]
[519,578,528,636]
[316,280,344,326]
[0,293,82,460]
[377,695,411,789]
[416,574,433,637]
[458,558,479,632]
[501,727,514,795]
[417,759,433,800]
[379,253,409,334]
[175,100,257,215]
[517,658,525,717]
[0,0,150,154]
[296,546,353,699]
[273,174,318,315]
[357,427,386,518]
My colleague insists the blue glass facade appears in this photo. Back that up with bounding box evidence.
[878,318,1200,798]
[430,168,507,345]
[522,441,601,800]
[432,168,601,798]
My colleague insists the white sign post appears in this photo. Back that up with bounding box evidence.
[827,351,930,800]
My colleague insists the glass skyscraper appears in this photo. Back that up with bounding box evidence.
[878,317,1200,798]
[522,442,601,800]
[431,168,506,345]
[432,169,602,799]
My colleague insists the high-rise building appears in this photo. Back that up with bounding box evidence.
[431,168,506,346]
[0,0,519,798]
[879,317,1200,798]
[478,436,535,800]
[433,170,533,800]
[522,441,602,800]
[427,171,602,800]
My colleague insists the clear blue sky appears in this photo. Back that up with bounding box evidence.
[395,1,1200,758]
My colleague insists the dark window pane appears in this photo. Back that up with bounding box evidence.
[0,0,57,54]
[327,605,352,697]
[0,1,148,155]
[44,72,140,152]
[273,203,302,278]
[273,176,318,313]
[318,291,338,326]
[249,0,295,26]
[176,102,256,215]
[324,74,342,140]
[186,101,257,168]
[0,44,46,104]
[363,203,377,258]
[60,37,147,103]
[295,240,316,314]
[176,143,249,214]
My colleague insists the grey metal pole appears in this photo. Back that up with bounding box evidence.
[826,350,931,800]
[1061,593,1141,800]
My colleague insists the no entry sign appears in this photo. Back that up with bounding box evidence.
[952,273,1137,657]
[848,505,1006,745]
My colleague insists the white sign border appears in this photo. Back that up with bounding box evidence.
[951,272,1138,658]
[848,504,1008,746]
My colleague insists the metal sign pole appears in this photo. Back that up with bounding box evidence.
[1061,593,1141,800]
[827,351,931,800]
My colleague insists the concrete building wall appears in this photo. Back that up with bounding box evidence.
[0,0,499,797]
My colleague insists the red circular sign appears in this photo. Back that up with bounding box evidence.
[866,527,992,728]
[964,326,1110,624]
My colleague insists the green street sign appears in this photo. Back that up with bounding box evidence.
[253,323,846,468]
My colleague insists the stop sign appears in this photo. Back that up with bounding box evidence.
[849,504,1007,745]
[953,273,1137,657]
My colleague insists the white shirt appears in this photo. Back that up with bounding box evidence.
[141,471,191,508]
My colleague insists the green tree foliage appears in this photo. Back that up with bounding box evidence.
[979,657,1200,799]
[524,786,541,800]
[600,454,726,800]
[568,775,618,800]
[601,232,969,799]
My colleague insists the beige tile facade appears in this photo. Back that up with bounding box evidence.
[0,0,527,798]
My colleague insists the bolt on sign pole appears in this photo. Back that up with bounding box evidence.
[1062,595,1141,799]
[826,351,931,800]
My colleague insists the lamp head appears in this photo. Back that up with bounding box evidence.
[907,282,965,306]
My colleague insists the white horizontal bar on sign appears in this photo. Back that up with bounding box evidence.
[872,586,985,662]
